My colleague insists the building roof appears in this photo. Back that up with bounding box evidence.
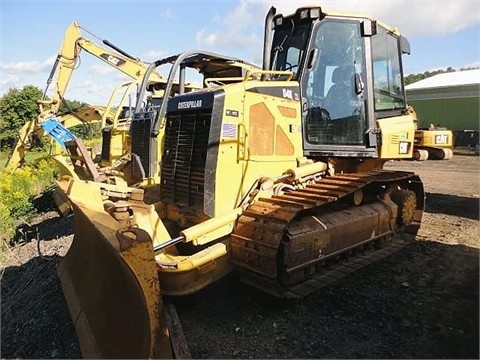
[405,69,480,90]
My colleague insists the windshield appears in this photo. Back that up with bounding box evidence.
[302,19,367,146]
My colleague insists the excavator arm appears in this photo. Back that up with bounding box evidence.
[38,21,165,119]
[3,104,107,173]
[5,22,166,173]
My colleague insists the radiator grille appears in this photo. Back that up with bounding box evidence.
[161,109,212,207]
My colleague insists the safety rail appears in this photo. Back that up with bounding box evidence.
[203,69,294,87]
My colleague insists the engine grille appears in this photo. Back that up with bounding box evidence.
[161,109,212,207]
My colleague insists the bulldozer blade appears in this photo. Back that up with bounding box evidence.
[57,201,174,359]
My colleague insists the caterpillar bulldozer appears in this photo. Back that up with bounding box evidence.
[57,5,425,358]
[403,105,453,160]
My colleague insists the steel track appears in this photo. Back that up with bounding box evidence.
[231,170,424,298]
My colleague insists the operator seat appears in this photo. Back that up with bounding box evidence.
[324,65,356,119]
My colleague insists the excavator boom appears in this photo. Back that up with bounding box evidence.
[39,21,165,115]
[3,105,105,173]
[4,22,166,173]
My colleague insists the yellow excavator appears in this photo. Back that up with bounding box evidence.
[3,21,168,176]
[3,104,105,173]
[57,6,425,358]
[404,105,453,160]
[413,126,454,161]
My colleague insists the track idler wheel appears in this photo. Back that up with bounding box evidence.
[413,149,429,161]
[428,148,453,160]
[390,189,417,227]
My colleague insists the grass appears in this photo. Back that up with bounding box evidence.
[0,242,11,266]
[0,155,57,249]
[0,149,50,173]
[0,150,53,266]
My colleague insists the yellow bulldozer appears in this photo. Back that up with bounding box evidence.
[56,5,425,358]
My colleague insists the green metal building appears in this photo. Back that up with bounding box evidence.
[405,69,479,148]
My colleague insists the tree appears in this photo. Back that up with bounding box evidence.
[58,99,101,140]
[0,86,98,151]
[0,86,43,150]
[58,98,86,113]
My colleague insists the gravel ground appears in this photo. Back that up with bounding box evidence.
[1,154,478,359]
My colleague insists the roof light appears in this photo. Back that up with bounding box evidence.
[310,8,321,19]
[274,15,283,26]
[300,9,308,19]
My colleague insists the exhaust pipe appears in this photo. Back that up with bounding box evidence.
[262,6,276,79]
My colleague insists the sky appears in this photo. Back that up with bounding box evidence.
[1,0,479,106]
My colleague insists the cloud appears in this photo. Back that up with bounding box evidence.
[65,79,114,104]
[327,1,480,37]
[195,0,262,51]
[0,75,22,96]
[89,63,116,75]
[196,28,260,49]
[142,50,169,62]
[196,0,479,53]
[0,56,56,96]
[0,56,55,74]
[160,9,174,20]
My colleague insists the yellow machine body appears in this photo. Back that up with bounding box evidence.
[57,5,426,358]
[414,126,454,160]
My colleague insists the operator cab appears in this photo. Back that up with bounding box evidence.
[269,7,410,158]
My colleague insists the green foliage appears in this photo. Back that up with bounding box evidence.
[0,87,94,153]
[0,148,50,172]
[58,99,86,114]
[0,158,56,242]
[58,99,102,139]
[69,121,102,140]
[0,85,43,150]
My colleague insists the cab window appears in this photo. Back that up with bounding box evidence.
[372,26,406,112]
